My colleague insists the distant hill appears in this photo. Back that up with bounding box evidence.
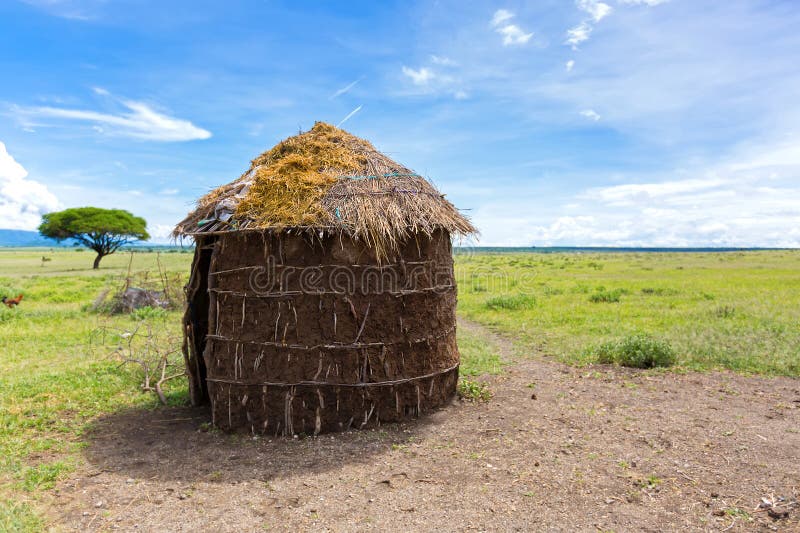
[0,229,69,247]
[0,229,179,249]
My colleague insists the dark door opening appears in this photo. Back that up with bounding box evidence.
[183,237,215,405]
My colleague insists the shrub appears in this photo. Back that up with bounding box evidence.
[589,288,624,303]
[589,334,675,369]
[485,293,536,311]
[130,306,168,321]
[641,287,679,296]
[458,379,492,402]
[592,341,618,365]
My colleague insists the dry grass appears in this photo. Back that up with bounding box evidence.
[174,122,476,260]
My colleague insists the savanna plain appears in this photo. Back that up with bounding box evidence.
[1,248,798,531]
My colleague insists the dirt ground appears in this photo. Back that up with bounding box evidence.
[47,320,799,532]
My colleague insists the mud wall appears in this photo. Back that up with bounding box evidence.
[186,229,460,435]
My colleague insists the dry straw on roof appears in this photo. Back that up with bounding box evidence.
[174,122,476,258]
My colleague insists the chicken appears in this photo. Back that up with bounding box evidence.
[2,294,23,308]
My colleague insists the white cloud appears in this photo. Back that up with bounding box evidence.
[402,66,435,85]
[528,216,634,245]
[565,22,592,49]
[490,10,533,46]
[500,138,800,247]
[159,188,179,195]
[577,0,613,22]
[430,55,456,66]
[491,9,514,27]
[563,0,610,50]
[14,94,212,142]
[580,109,601,121]
[337,105,363,127]
[727,142,800,171]
[0,142,60,230]
[497,25,534,46]
[330,78,360,99]
[619,0,670,5]
[586,177,727,205]
[454,90,469,100]
[148,224,175,242]
[566,59,575,72]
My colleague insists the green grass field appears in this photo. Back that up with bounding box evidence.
[456,250,800,375]
[0,249,193,530]
[1,248,798,529]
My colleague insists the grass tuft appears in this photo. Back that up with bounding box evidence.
[130,306,168,321]
[0,499,42,533]
[20,461,72,491]
[485,294,536,311]
[589,334,676,369]
[589,288,625,303]
[458,379,493,402]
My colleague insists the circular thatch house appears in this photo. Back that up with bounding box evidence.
[175,122,476,436]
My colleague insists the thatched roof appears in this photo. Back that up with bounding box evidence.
[174,122,476,257]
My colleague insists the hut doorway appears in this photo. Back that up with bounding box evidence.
[183,237,215,406]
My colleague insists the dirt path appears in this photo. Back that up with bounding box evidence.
[48,319,799,531]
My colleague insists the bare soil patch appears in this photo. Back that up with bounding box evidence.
[47,320,799,531]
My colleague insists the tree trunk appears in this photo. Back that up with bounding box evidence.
[93,253,104,269]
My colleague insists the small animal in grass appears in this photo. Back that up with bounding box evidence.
[2,294,24,308]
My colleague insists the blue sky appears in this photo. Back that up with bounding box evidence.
[1,0,799,246]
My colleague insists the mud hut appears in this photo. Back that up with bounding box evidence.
[174,122,476,436]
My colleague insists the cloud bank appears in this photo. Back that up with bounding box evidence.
[0,142,60,230]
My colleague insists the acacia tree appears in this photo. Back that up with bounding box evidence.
[39,207,149,269]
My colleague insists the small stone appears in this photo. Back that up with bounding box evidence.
[82,512,90,517]
[125,478,135,484]
[178,493,188,500]
[94,501,104,508]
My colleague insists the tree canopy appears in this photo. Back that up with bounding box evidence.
[39,207,149,268]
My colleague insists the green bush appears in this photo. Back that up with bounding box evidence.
[130,306,168,321]
[641,287,678,296]
[589,288,624,303]
[485,294,536,311]
[590,334,676,368]
[458,379,492,402]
